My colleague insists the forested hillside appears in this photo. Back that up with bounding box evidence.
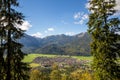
[20,32,91,56]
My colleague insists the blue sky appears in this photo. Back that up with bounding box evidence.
[18,0,120,38]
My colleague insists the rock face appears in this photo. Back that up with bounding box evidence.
[20,32,91,56]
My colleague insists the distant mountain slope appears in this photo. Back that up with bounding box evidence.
[63,32,91,56]
[20,32,91,56]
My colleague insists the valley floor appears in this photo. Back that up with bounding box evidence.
[23,54,94,80]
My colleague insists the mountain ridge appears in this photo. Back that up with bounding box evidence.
[20,32,91,56]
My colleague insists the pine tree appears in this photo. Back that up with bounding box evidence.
[87,0,120,80]
[0,0,30,80]
[0,0,7,79]
[0,23,6,80]
[0,23,5,80]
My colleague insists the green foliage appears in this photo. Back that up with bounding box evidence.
[70,69,93,80]
[30,69,42,80]
[30,68,51,80]
[50,70,61,80]
[29,65,93,80]
[0,0,30,80]
[61,73,68,80]
[87,0,120,80]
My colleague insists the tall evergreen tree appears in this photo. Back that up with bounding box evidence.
[0,21,5,80]
[87,0,120,80]
[0,0,7,79]
[0,23,6,80]
[0,0,29,80]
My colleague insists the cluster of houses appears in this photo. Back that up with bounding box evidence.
[32,56,90,69]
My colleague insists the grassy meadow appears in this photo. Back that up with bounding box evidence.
[23,53,57,63]
[22,53,93,67]
[23,53,93,63]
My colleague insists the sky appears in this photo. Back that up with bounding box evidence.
[17,0,120,38]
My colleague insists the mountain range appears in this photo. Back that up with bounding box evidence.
[20,32,91,56]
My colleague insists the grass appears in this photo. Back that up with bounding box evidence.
[73,56,93,61]
[22,53,57,63]
[23,53,93,63]
[29,63,40,67]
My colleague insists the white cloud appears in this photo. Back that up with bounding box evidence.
[74,20,84,25]
[17,20,32,30]
[73,12,88,25]
[115,0,120,15]
[73,12,82,20]
[86,0,120,15]
[82,14,88,20]
[44,27,55,34]
[47,28,54,31]
[115,0,120,10]
[31,32,43,38]
[65,32,75,36]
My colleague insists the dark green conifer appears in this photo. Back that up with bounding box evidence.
[0,0,7,79]
[88,0,120,80]
[0,0,29,80]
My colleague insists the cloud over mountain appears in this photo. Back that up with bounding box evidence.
[17,20,32,31]
[31,32,43,38]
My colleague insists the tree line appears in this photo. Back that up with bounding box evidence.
[30,63,93,80]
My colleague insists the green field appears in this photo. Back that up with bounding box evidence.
[23,53,57,63]
[23,53,93,63]
[22,53,93,67]
[73,56,93,61]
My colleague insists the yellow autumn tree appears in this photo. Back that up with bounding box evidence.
[50,63,61,80]
[70,69,93,80]
[30,69,41,80]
